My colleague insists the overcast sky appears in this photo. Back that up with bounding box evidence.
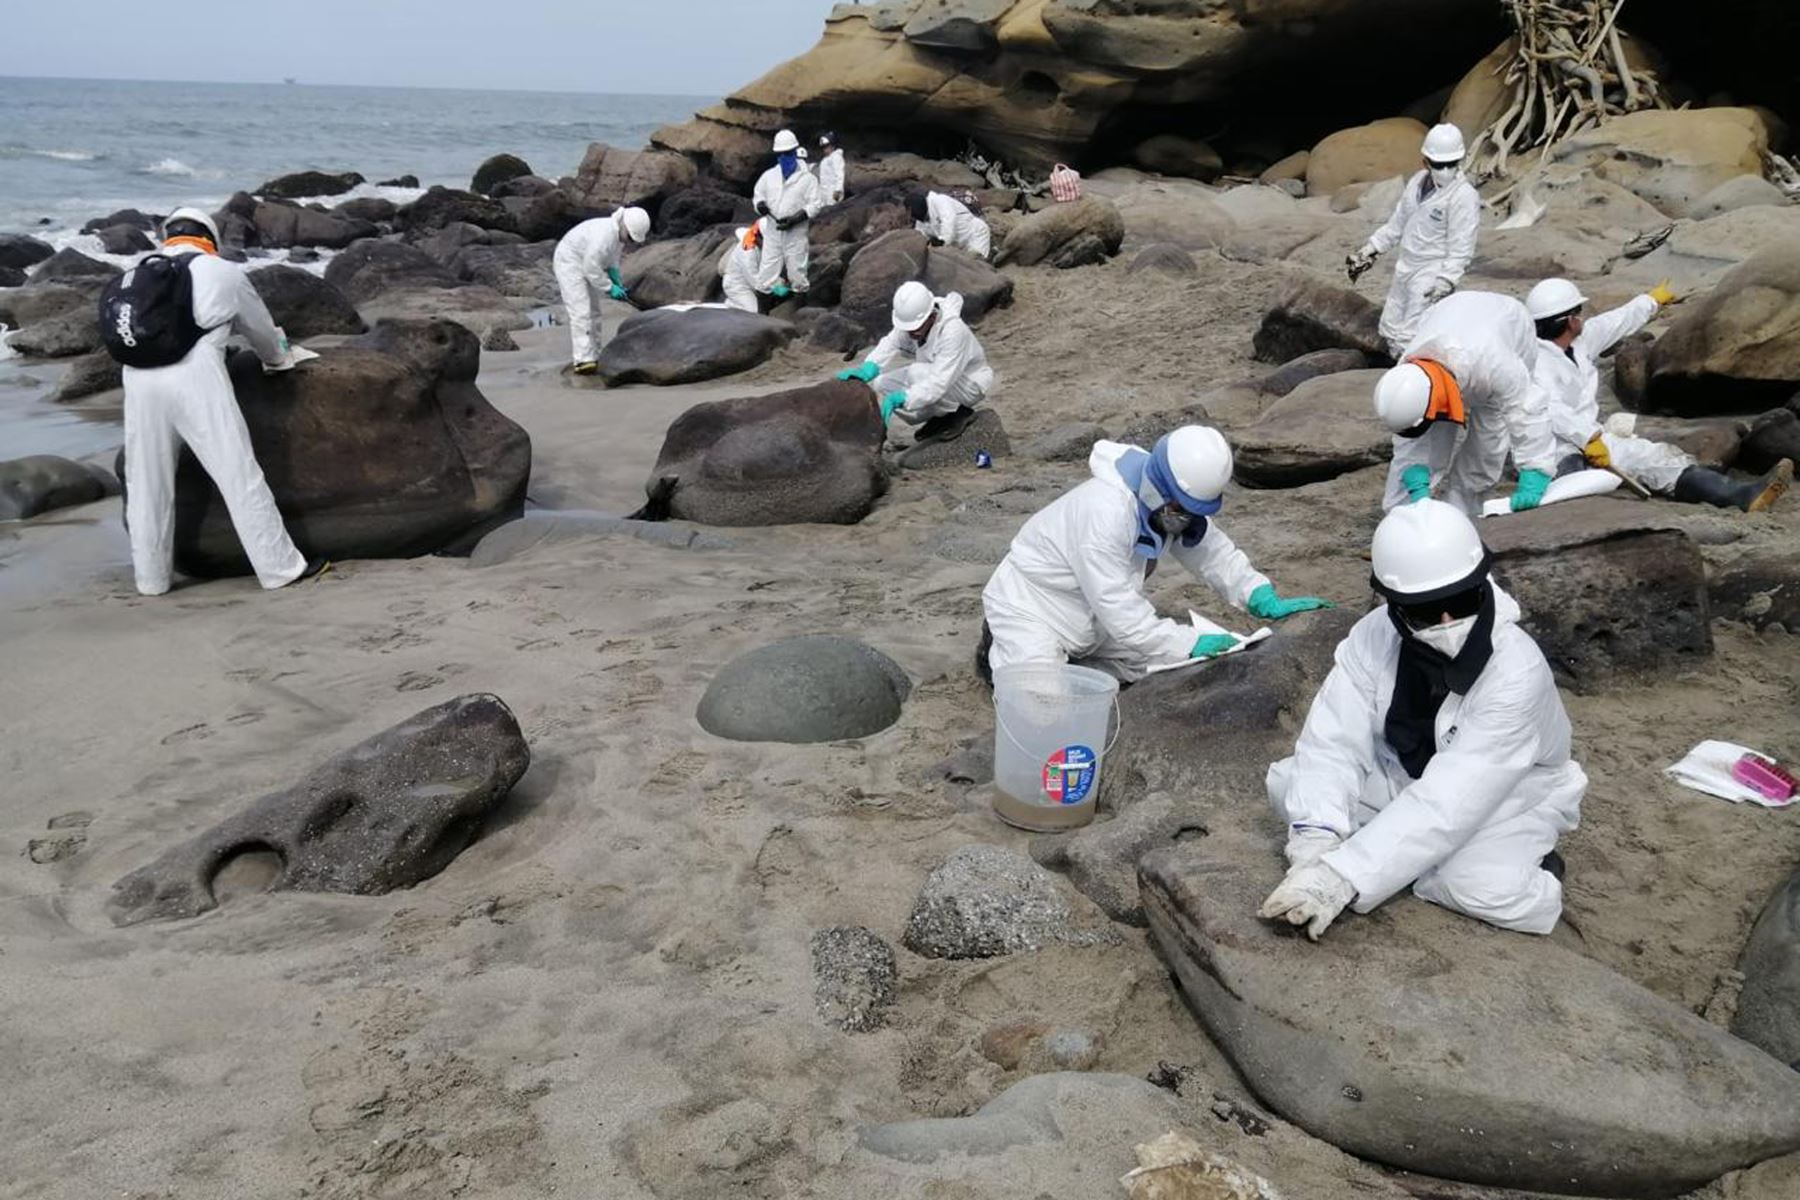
[3,1,837,96]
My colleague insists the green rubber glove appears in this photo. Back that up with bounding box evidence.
[608,283,629,301]
[879,392,907,424]
[1401,464,1432,503]
[771,282,791,299]
[1247,583,1334,621]
[837,360,881,384]
[1191,633,1237,659]
[1510,468,1553,512]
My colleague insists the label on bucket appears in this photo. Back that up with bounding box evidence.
[1042,745,1097,805]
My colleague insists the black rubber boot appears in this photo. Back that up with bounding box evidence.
[1540,849,1566,883]
[914,405,979,445]
[1672,460,1793,512]
[975,621,994,688]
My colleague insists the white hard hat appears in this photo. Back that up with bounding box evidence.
[1151,425,1233,515]
[1373,363,1434,433]
[163,205,220,245]
[619,206,651,242]
[891,280,936,332]
[772,129,800,154]
[1526,277,1588,320]
[1422,123,1466,163]
[1371,498,1489,599]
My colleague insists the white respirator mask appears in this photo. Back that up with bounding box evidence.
[1428,162,1461,188]
[1411,614,1478,659]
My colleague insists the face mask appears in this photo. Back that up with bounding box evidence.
[778,152,798,178]
[1411,614,1477,659]
[1152,506,1193,540]
[1429,163,1460,188]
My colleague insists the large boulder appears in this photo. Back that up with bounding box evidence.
[1140,836,1800,1197]
[1131,134,1223,182]
[994,197,1123,268]
[696,635,910,744]
[1252,279,1385,363]
[903,845,1089,960]
[0,454,114,519]
[1097,178,1237,251]
[1645,245,1800,416]
[4,306,101,358]
[634,379,887,526]
[48,350,123,403]
[31,247,120,283]
[489,174,556,200]
[0,232,55,272]
[507,188,608,243]
[839,229,931,338]
[1549,108,1772,218]
[92,223,152,255]
[334,196,398,224]
[1736,870,1800,1068]
[397,186,518,235]
[658,186,757,240]
[446,241,558,303]
[920,245,1014,322]
[255,170,365,200]
[619,229,732,309]
[568,142,697,211]
[119,319,530,576]
[844,154,986,196]
[247,200,377,250]
[108,694,528,926]
[597,307,794,387]
[248,265,366,337]
[1738,407,1800,474]
[323,239,460,303]
[1231,369,1390,487]
[470,152,532,196]
[1305,118,1427,196]
[0,283,90,329]
[1482,499,1711,690]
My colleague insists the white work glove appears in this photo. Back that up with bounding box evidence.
[1284,827,1342,869]
[1345,248,1376,283]
[1423,277,1456,303]
[1258,860,1357,941]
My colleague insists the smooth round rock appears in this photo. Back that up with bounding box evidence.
[696,636,910,744]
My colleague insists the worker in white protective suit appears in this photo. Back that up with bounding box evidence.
[1260,499,1584,939]
[836,281,995,444]
[979,426,1334,683]
[909,189,991,259]
[122,207,322,596]
[753,129,823,296]
[1374,290,1557,515]
[817,132,846,206]
[553,205,650,373]
[1528,276,1793,511]
[1347,123,1481,358]
[719,225,765,314]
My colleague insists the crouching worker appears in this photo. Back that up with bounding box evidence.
[836,282,993,444]
[553,205,651,374]
[719,225,765,313]
[107,207,325,596]
[1260,500,1584,940]
[979,426,1331,683]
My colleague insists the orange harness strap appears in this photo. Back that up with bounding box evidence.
[162,236,217,255]
[1412,357,1466,425]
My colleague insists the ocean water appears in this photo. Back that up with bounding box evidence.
[0,76,710,235]
[0,77,710,462]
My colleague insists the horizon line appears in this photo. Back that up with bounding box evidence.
[0,73,719,101]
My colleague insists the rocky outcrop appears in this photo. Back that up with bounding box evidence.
[568,142,697,212]
[994,196,1122,268]
[471,153,532,196]
[633,379,887,525]
[248,265,366,338]
[109,694,528,926]
[1305,118,1427,196]
[397,186,518,236]
[597,307,795,387]
[1253,279,1386,363]
[92,223,153,254]
[323,239,460,301]
[119,319,530,576]
[1549,108,1772,219]
[48,351,122,403]
[0,233,55,272]
[82,208,160,234]
[0,283,90,329]
[31,247,120,282]
[1140,836,1800,1197]
[658,186,757,239]
[697,636,911,743]
[840,229,932,336]
[334,196,398,224]
[446,242,558,303]
[3,307,101,358]
[1736,870,1800,1068]
[0,455,115,519]
[1483,499,1711,690]
[649,1,1503,184]
[255,170,365,200]
[619,230,733,309]
[246,200,377,250]
[1231,369,1391,487]
[1645,245,1800,416]
[505,188,608,243]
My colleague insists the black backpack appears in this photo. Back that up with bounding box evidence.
[97,253,213,368]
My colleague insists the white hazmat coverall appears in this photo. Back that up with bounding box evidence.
[818,148,846,205]
[123,246,307,596]
[918,191,991,258]
[1383,291,1556,516]
[1534,295,1690,492]
[982,440,1271,682]
[718,236,762,313]
[1364,170,1480,357]
[552,215,625,364]
[1266,587,1584,934]
[752,161,822,292]
[864,292,995,423]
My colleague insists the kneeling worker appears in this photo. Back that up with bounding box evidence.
[980,426,1331,682]
[114,207,324,596]
[836,282,994,443]
[909,189,991,259]
[553,205,651,374]
[1528,276,1792,511]
[719,225,765,313]
[1260,499,1584,940]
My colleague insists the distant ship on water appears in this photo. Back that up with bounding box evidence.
[283,77,298,86]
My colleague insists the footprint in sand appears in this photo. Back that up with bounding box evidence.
[515,637,561,652]
[395,671,444,693]
[226,711,264,726]
[643,750,707,794]
[160,722,212,745]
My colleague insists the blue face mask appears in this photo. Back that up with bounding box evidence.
[778,152,798,179]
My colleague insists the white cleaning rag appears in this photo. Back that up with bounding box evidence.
[1665,739,1795,807]
[1480,469,1621,517]
[1144,611,1273,676]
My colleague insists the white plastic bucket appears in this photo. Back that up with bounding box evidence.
[991,662,1120,831]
